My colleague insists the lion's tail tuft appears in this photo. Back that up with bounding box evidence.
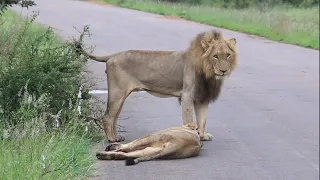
[74,41,83,56]
[72,41,111,62]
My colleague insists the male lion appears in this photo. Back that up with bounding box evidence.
[96,122,202,166]
[76,29,238,142]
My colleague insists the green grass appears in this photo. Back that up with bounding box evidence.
[0,133,95,180]
[102,0,319,49]
[0,10,101,179]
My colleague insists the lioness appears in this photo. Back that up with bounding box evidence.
[96,122,202,166]
[76,29,238,142]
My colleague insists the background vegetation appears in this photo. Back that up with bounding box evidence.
[156,0,319,8]
[0,0,317,178]
[0,4,101,179]
[103,0,319,49]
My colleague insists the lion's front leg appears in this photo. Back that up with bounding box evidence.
[181,92,194,125]
[195,101,213,141]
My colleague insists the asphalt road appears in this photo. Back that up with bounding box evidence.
[12,1,319,180]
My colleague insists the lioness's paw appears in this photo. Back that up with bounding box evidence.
[96,151,116,160]
[96,151,109,160]
[105,143,122,151]
[200,133,213,141]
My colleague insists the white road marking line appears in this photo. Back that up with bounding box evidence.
[89,90,108,94]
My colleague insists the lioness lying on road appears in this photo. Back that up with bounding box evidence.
[76,29,238,142]
[96,122,202,166]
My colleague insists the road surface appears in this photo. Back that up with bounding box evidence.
[12,1,319,180]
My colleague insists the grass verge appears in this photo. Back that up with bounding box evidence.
[102,0,319,49]
[0,10,101,179]
[0,133,94,180]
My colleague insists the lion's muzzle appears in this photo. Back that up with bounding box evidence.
[214,61,230,76]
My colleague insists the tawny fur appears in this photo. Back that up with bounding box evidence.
[185,30,237,79]
[96,123,202,166]
[77,29,238,142]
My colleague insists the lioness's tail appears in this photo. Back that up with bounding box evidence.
[125,158,139,166]
[125,150,169,166]
[125,156,156,166]
[74,41,112,62]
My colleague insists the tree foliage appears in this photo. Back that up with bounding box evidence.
[0,0,36,15]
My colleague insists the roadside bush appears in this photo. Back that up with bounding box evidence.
[0,10,100,141]
[0,11,91,128]
[0,82,96,179]
[0,9,99,179]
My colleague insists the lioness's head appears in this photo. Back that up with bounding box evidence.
[188,30,238,79]
[182,122,198,130]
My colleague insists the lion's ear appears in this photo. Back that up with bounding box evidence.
[227,38,237,46]
[201,40,210,51]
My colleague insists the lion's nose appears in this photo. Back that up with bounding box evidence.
[220,69,227,73]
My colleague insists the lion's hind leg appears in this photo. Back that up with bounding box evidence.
[102,89,128,142]
[103,66,135,142]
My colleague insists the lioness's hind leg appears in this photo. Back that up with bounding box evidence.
[119,135,156,152]
[126,143,178,166]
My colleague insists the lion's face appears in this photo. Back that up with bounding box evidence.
[201,38,237,79]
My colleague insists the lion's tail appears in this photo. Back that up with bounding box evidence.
[74,41,112,62]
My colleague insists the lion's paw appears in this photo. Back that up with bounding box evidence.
[105,143,122,152]
[200,133,213,141]
[108,135,125,143]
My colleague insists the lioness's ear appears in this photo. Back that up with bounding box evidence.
[201,40,210,51]
[227,38,237,46]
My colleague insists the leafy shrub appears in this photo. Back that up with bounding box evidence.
[0,8,98,180]
[0,11,97,134]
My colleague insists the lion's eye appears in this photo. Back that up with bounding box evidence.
[227,53,231,58]
[213,55,218,59]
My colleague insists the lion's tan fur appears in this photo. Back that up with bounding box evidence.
[184,30,238,79]
[96,122,202,165]
[77,29,238,142]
